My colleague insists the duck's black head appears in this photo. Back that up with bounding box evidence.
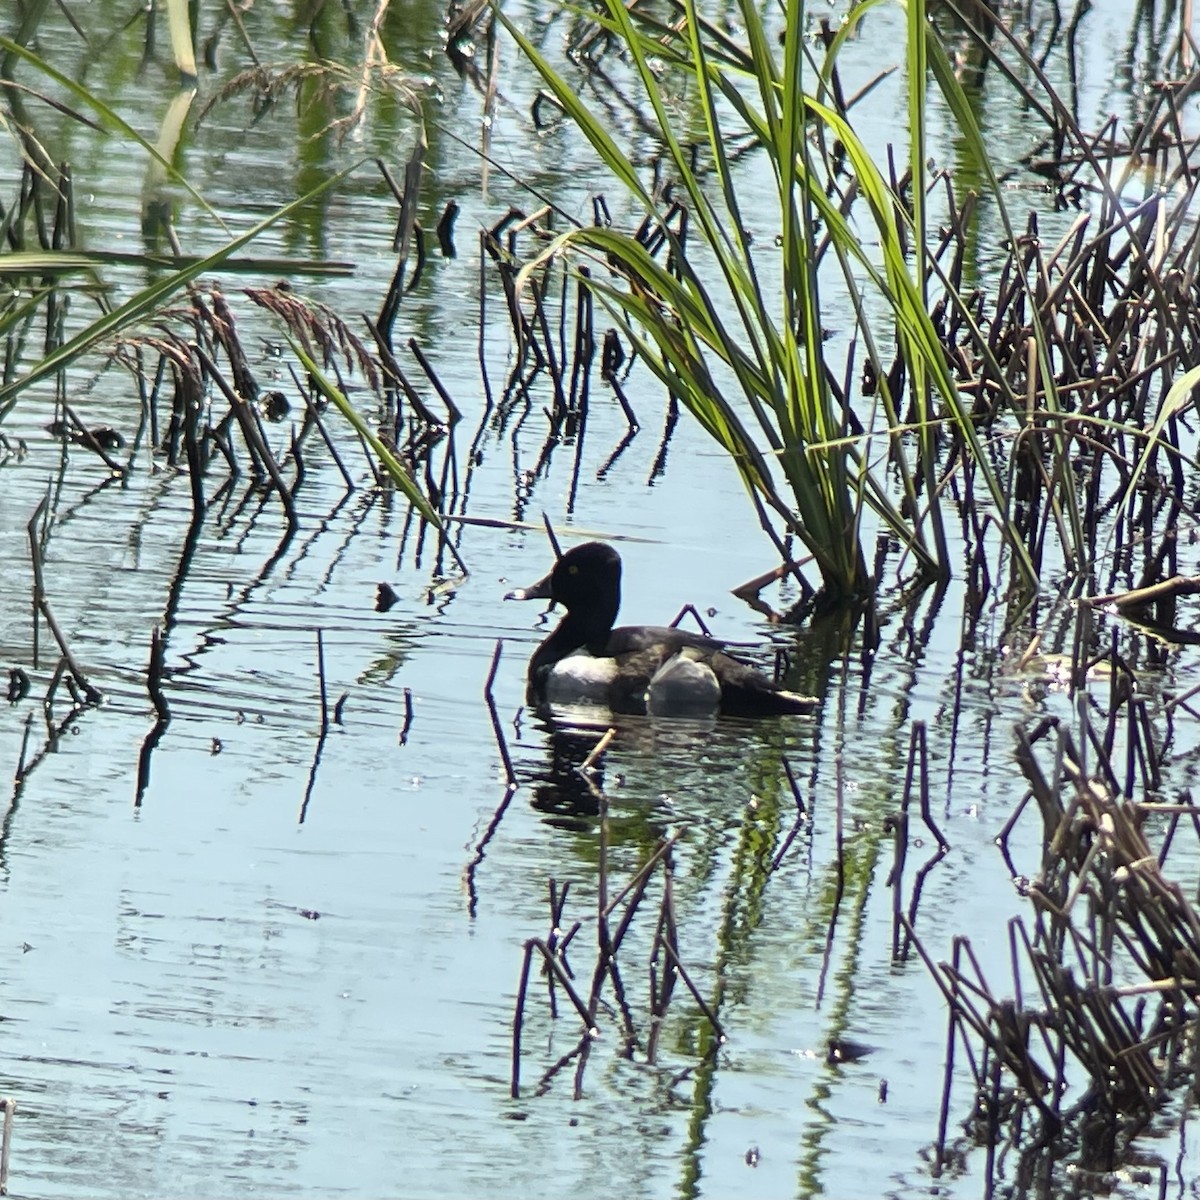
[508,542,621,612]
[507,542,623,676]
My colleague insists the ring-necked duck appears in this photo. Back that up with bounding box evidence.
[506,542,817,717]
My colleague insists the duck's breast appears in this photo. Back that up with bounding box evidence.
[543,651,621,707]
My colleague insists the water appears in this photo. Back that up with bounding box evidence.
[0,1,1196,1197]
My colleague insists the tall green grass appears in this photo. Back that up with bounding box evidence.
[501,0,1039,609]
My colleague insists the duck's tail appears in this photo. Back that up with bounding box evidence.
[726,684,818,716]
[713,653,818,716]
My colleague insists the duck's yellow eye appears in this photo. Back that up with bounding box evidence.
[568,565,578,575]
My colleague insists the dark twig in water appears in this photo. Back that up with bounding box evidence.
[647,855,677,1063]
[511,938,599,1098]
[465,643,520,915]
[315,629,329,734]
[656,936,725,1044]
[398,687,414,745]
[193,343,298,529]
[540,513,562,560]
[528,275,566,416]
[363,316,444,429]
[933,938,961,1175]
[544,879,572,1019]
[770,758,809,873]
[26,498,101,704]
[299,631,331,824]
[570,774,639,1084]
[532,1035,591,1099]
[601,329,638,429]
[912,702,1200,1187]
[13,677,89,800]
[476,232,495,412]
[667,603,712,636]
[436,199,459,257]
[376,144,425,336]
[484,640,517,788]
[13,712,33,790]
[885,787,909,962]
[887,723,950,960]
[578,728,614,774]
[524,824,696,1091]
[816,752,846,1006]
[289,426,305,495]
[510,943,534,1099]
[289,364,355,492]
[54,399,126,475]
[582,785,613,1082]
[135,625,171,808]
[407,337,463,424]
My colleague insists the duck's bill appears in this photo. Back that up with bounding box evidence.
[504,570,553,602]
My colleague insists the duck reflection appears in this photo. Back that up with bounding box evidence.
[525,709,730,831]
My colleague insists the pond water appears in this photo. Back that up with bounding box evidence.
[0,1,1197,1197]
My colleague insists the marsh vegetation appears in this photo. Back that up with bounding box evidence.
[0,0,1199,1196]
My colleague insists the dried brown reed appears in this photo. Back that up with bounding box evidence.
[913,709,1200,1188]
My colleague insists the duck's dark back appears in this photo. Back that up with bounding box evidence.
[602,625,726,657]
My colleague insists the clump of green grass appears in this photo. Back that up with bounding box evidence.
[499,0,1044,612]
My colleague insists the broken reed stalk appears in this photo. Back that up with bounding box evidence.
[511,938,598,1098]
[513,829,703,1096]
[579,727,613,773]
[147,625,169,723]
[598,835,680,938]
[647,854,676,1062]
[288,364,356,491]
[58,399,126,475]
[193,344,298,529]
[769,757,809,873]
[289,427,305,493]
[921,713,1200,1183]
[544,878,571,1020]
[407,337,463,424]
[586,781,613,1040]
[26,498,101,704]
[656,935,725,1044]
[398,687,413,744]
[1085,574,1200,611]
[933,938,960,1176]
[890,723,951,958]
[13,713,33,785]
[667,603,712,636]
[540,512,562,559]
[316,629,329,734]
[815,751,848,1006]
[511,942,534,1097]
[483,639,517,789]
[364,317,443,428]
[297,629,340,824]
[135,625,172,808]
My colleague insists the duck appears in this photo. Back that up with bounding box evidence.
[506,541,817,717]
